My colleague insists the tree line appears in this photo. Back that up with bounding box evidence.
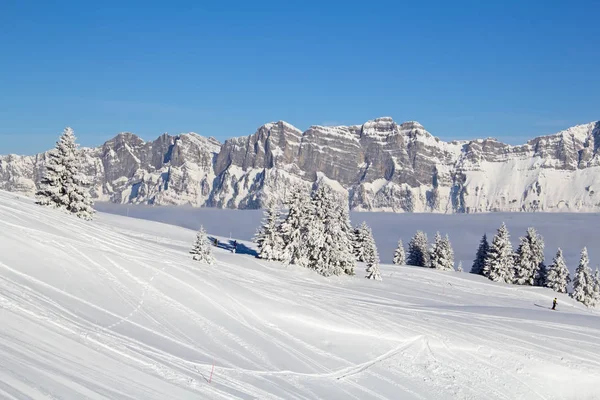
[397,223,600,307]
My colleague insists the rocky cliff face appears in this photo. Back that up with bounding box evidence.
[2,117,600,213]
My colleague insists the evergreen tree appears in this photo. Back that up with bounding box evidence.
[254,200,284,261]
[407,231,429,267]
[470,234,489,275]
[457,261,463,272]
[335,194,357,276]
[304,184,355,277]
[362,224,382,281]
[571,247,595,307]
[430,232,455,271]
[36,127,95,220]
[544,248,571,294]
[483,222,515,283]
[441,234,455,271]
[514,227,546,286]
[190,225,215,264]
[393,239,406,265]
[592,267,600,307]
[353,222,371,262]
[279,185,311,268]
[430,232,444,269]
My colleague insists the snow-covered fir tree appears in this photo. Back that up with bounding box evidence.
[430,232,455,271]
[36,127,95,220]
[407,231,429,267]
[483,222,515,283]
[304,184,355,277]
[353,222,372,263]
[442,234,455,271]
[279,185,312,268]
[544,248,570,294]
[430,232,444,270]
[457,261,463,272]
[514,227,546,286]
[362,224,382,281]
[592,267,600,307]
[190,225,215,264]
[470,233,489,275]
[336,193,357,276]
[254,200,284,261]
[393,239,406,265]
[571,247,596,307]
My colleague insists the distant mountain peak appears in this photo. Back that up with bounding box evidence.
[2,118,600,212]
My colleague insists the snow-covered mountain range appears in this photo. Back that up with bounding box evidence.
[2,117,600,212]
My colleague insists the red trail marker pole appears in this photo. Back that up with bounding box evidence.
[209,362,215,384]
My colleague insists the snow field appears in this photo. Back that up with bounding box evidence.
[1,190,599,399]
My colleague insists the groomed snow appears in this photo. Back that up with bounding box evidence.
[1,191,599,399]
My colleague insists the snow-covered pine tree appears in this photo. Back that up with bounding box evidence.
[571,247,596,307]
[483,222,515,283]
[514,227,546,286]
[353,222,371,262]
[544,248,570,294]
[407,231,429,267]
[429,232,444,270]
[362,224,382,281]
[442,234,455,271]
[457,261,463,272]
[592,267,600,307]
[335,193,357,276]
[470,233,489,275]
[430,232,455,271]
[254,200,284,261]
[36,127,95,220]
[304,184,355,277]
[190,225,215,264]
[393,239,406,265]
[279,185,311,268]
[531,229,546,286]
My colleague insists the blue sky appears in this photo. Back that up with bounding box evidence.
[1,0,598,155]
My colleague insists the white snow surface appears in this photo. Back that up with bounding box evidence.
[1,191,599,399]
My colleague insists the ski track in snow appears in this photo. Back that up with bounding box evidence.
[0,192,599,399]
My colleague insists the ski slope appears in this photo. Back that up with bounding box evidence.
[0,191,599,399]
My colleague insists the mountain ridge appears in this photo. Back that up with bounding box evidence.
[1,117,599,212]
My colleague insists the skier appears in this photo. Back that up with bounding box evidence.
[552,297,557,310]
[214,238,218,247]
[232,240,237,253]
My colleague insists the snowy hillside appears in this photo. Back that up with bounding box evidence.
[1,191,599,399]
